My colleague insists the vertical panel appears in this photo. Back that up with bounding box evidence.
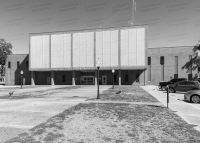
[95,31,103,67]
[120,29,129,66]
[63,33,71,68]
[51,34,64,68]
[30,36,36,68]
[128,29,137,66]
[103,31,111,67]
[111,30,118,67]
[73,33,80,67]
[136,28,145,66]
[30,35,50,69]
[79,33,87,67]
[43,35,50,68]
[86,32,94,67]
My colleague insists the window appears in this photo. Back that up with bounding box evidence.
[187,81,195,85]
[160,56,164,65]
[8,61,11,68]
[179,81,186,86]
[114,75,116,82]
[17,61,20,68]
[136,74,139,82]
[174,74,178,79]
[125,74,129,82]
[62,75,66,82]
[26,61,29,68]
[148,57,151,65]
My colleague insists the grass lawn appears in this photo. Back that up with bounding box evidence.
[87,85,159,102]
[5,103,200,143]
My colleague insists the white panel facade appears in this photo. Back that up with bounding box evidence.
[63,34,71,68]
[103,31,111,67]
[95,31,103,67]
[86,32,94,67]
[136,28,145,66]
[128,29,137,66]
[30,35,49,69]
[73,33,80,67]
[111,30,118,67]
[79,33,87,67]
[120,29,129,66]
[30,26,146,70]
[51,34,64,68]
[42,35,50,68]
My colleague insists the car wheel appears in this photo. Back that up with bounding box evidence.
[162,86,166,91]
[169,88,175,93]
[191,95,200,103]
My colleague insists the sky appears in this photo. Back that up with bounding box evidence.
[0,0,199,54]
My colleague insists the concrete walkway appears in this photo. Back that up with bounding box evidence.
[141,85,200,131]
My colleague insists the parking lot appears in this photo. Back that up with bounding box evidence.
[141,85,200,131]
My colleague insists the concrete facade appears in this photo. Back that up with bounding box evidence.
[5,55,146,86]
[5,46,196,86]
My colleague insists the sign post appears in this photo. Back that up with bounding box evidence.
[167,86,169,108]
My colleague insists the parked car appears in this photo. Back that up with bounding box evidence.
[167,81,200,93]
[158,78,187,91]
[184,90,200,103]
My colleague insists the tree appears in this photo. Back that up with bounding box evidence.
[0,39,12,76]
[182,41,200,80]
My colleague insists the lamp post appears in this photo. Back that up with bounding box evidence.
[20,70,23,89]
[96,58,101,99]
[112,69,115,89]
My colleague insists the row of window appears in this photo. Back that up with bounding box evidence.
[8,61,29,68]
[148,55,192,81]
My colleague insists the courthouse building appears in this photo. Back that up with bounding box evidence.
[5,25,148,86]
[5,25,195,86]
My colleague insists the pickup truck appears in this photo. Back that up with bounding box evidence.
[158,78,187,91]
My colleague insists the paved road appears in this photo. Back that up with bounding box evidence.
[0,85,111,143]
[141,85,200,132]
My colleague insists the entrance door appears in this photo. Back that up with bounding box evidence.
[102,75,107,85]
[47,77,51,85]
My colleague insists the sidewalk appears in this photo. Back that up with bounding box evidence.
[141,85,200,131]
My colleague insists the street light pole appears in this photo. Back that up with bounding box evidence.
[20,70,23,89]
[112,69,115,89]
[97,67,100,99]
[96,58,101,99]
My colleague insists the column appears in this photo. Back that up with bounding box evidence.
[119,69,121,86]
[72,70,76,86]
[95,70,97,85]
[51,71,55,85]
[31,71,35,86]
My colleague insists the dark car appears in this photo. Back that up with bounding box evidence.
[167,81,200,93]
[158,78,187,91]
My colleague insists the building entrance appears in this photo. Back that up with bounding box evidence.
[80,71,95,85]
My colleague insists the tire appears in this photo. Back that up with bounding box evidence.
[169,88,175,93]
[191,95,200,103]
[162,86,166,91]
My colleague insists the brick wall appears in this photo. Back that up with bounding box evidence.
[5,54,31,85]
[147,46,194,85]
